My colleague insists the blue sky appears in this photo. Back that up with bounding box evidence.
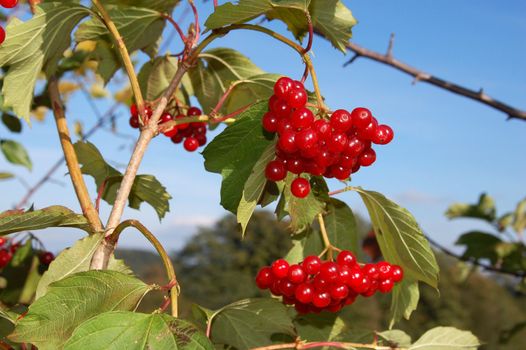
[1,0,525,254]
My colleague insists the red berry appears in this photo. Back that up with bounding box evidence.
[171,133,184,144]
[331,165,351,181]
[39,252,54,265]
[9,243,19,254]
[0,0,17,8]
[312,291,331,308]
[313,276,331,292]
[282,296,295,305]
[302,256,322,274]
[373,124,394,145]
[265,160,287,182]
[357,118,378,140]
[330,283,349,300]
[378,279,394,293]
[294,302,310,314]
[286,158,304,175]
[0,249,12,268]
[330,109,353,132]
[279,279,297,297]
[271,259,290,279]
[328,133,348,154]
[336,251,357,267]
[130,103,138,117]
[348,269,369,293]
[338,264,352,285]
[376,261,392,280]
[278,130,298,154]
[159,112,172,124]
[362,279,378,297]
[256,267,274,289]
[295,283,314,304]
[319,261,339,281]
[176,114,190,130]
[270,280,282,296]
[274,77,294,100]
[183,137,199,152]
[187,107,202,116]
[327,302,343,313]
[391,265,404,283]
[351,107,373,130]
[343,136,365,157]
[0,237,6,246]
[290,108,315,130]
[163,126,178,138]
[359,148,376,167]
[129,116,140,129]
[296,128,318,151]
[291,178,310,198]
[272,99,293,119]
[262,112,279,133]
[338,155,357,169]
[314,119,332,140]
[363,263,379,280]
[196,134,207,146]
[287,88,307,108]
[287,264,306,284]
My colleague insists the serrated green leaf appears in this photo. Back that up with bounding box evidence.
[10,271,153,350]
[203,101,274,214]
[137,55,192,104]
[389,279,419,329]
[64,311,213,350]
[35,234,131,300]
[445,193,496,223]
[75,6,165,82]
[190,48,265,114]
[1,113,22,133]
[0,139,32,170]
[237,142,276,234]
[377,330,412,348]
[74,141,171,220]
[0,205,90,236]
[323,198,359,252]
[209,298,295,350]
[410,327,481,350]
[355,188,439,288]
[283,175,326,233]
[0,172,14,180]
[0,3,90,121]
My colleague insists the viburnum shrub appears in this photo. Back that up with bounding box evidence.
[0,1,481,349]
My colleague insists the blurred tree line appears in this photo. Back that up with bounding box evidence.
[116,211,526,349]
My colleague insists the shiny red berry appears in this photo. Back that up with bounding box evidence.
[296,128,318,150]
[376,261,392,280]
[187,107,202,116]
[39,252,54,265]
[357,118,378,140]
[265,160,287,182]
[0,0,18,8]
[295,283,314,304]
[359,148,376,167]
[291,178,310,198]
[278,130,298,154]
[328,133,348,154]
[373,124,394,145]
[0,237,6,246]
[343,136,365,157]
[330,109,353,132]
[336,250,357,267]
[130,103,138,117]
[302,256,321,274]
[183,137,199,152]
[287,88,307,108]
[171,133,184,144]
[262,112,279,133]
[319,261,339,281]
[330,283,349,300]
[129,116,140,129]
[196,134,207,146]
[279,279,297,297]
[312,291,331,308]
[314,119,332,140]
[287,264,306,284]
[378,279,394,293]
[331,165,352,181]
[391,265,404,283]
[286,158,304,175]
[351,107,373,130]
[256,267,273,289]
[271,259,290,279]
[272,99,293,119]
[274,77,294,100]
[290,108,315,130]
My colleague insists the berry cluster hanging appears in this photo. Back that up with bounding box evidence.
[0,0,18,44]
[129,104,207,152]
[0,236,54,269]
[256,251,403,314]
[263,77,394,198]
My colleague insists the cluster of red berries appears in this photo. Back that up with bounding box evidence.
[0,0,18,45]
[255,251,403,314]
[0,237,54,269]
[129,104,207,152]
[262,77,394,198]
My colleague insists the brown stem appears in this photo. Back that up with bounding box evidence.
[333,34,526,121]
[91,0,146,119]
[48,78,102,234]
[250,341,395,350]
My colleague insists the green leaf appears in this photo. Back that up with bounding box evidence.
[209,298,295,349]
[497,212,514,231]
[190,48,265,113]
[354,188,439,288]
[64,311,213,350]
[74,141,171,220]
[206,0,356,52]
[10,238,32,267]
[377,330,412,348]
[282,174,326,233]
[203,101,274,214]
[512,198,526,234]
[0,254,41,305]
[323,198,359,253]
[237,142,276,234]
[285,227,323,264]
[137,55,192,104]
[35,234,131,300]
[0,139,32,170]
[410,327,481,350]
[294,313,348,341]
[223,73,279,115]
[389,279,420,329]
[0,3,90,121]
[2,113,22,133]
[75,6,165,82]
[10,270,153,350]
[104,0,181,12]
[0,307,15,338]
[0,172,14,180]
[455,231,502,264]
[0,205,90,236]
[445,193,496,223]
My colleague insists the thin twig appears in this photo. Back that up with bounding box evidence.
[48,78,103,234]
[250,341,394,350]
[332,33,526,121]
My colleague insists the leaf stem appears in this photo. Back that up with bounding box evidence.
[48,78,102,234]
[91,0,146,119]
[108,220,178,317]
